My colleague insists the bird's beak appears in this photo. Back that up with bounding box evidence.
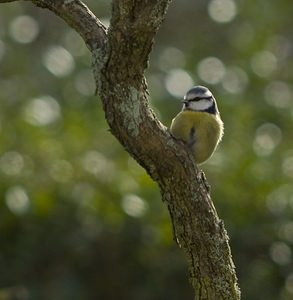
[181,99,188,104]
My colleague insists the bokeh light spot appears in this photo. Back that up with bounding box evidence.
[5,186,30,215]
[267,35,292,62]
[278,222,293,243]
[208,0,237,23]
[253,123,282,156]
[221,66,249,94]
[9,15,39,44]
[82,151,114,182]
[266,185,291,215]
[282,156,293,178]
[251,50,277,77]
[269,242,292,266]
[49,160,73,183]
[43,46,75,77]
[165,69,194,97]
[23,95,61,126]
[0,151,24,176]
[158,47,186,71]
[197,57,226,85]
[122,194,148,218]
[72,183,96,204]
[264,81,292,109]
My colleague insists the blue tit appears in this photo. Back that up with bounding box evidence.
[170,85,224,164]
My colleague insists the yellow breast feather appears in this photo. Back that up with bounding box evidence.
[170,111,223,164]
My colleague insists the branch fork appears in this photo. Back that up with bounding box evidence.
[1,0,240,299]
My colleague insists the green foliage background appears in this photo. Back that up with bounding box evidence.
[0,0,293,299]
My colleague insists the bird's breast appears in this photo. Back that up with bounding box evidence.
[170,111,223,163]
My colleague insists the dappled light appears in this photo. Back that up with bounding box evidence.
[0,151,24,176]
[221,66,249,94]
[49,159,73,183]
[5,185,30,215]
[250,50,277,78]
[253,123,282,157]
[208,0,237,23]
[164,68,194,97]
[9,15,39,44]
[121,194,148,218]
[158,47,186,71]
[282,156,293,179]
[23,95,61,126]
[43,46,75,77]
[1,0,293,299]
[269,242,292,266]
[266,184,292,216]
[197,56,226,85]
[264,81,292,109]
[81,150,115,182]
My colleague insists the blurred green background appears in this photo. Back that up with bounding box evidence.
[0,0,293,299]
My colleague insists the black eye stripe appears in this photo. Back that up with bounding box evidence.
[188,96,213,102]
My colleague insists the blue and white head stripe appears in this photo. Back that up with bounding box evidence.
[182,85,219,114]
[185,86,213,101]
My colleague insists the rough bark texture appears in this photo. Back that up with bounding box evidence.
[2,0,241,299]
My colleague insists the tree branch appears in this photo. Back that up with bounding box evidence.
[1,0,241,298]
[0,0,21,3]
[30,0,107,52]
[98,1,241,299]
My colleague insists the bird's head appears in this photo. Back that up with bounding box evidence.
[182,85,218,114]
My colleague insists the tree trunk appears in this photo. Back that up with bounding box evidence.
[1,0,241,299]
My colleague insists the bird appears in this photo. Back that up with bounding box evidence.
[170,85,224,164]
